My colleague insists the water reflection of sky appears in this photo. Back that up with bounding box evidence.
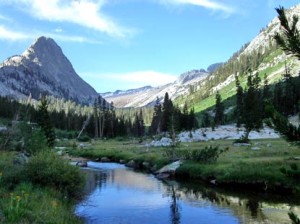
[76,162,239,224]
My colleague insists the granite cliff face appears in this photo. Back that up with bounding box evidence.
[0,36,99,104]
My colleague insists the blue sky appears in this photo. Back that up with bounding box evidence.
[0,0,299,92]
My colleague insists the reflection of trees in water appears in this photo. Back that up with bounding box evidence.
[172,185,266,221]
[83,169,109,194]
[169,185,181,224]
[246,199,259,217]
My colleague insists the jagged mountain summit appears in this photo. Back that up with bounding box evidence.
[102,69,209,108]
[0,36,99,104]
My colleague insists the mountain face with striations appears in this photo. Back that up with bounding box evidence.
[0,36,99,104]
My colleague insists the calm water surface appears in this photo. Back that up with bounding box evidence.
[75,162,298,224]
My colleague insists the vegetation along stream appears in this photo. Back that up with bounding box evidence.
[76,162,299,224]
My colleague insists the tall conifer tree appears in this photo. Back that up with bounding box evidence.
[37,96,55,147]
[214,91,225,126]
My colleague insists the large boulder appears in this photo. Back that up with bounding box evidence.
[155,160,182,179]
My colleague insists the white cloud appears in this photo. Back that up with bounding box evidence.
[0,25,101,43]
[45,32,102,44]
[54,28,63,33]
[0,25,31,41]
[3,0,131,38]
[157,0,235,14]
[0,15,12,22]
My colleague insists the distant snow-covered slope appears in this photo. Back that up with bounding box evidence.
[102,69,209,107]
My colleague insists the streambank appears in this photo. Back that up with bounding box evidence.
[67,138,300,196]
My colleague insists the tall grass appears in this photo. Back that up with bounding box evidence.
[0,151,84,223]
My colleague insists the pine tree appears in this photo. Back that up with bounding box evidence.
[181,102,189,130]
[201,111,211,127]
[150,97,162,134]
[214,91,225,126]
[161,92,173,132]
[37,96,55,147]
[262,74,271,102]
[93,98,99,138]
[235,75,244,127]
[274,6,300,60]
[188,107,198,130]
[242,73,263,140]
[133,109,144,137]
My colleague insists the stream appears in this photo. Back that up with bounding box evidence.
[75,162,299,224]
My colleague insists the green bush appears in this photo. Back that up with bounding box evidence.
[24,128,48,155]
[55,129,77,139]
[234,136,250,144]
[77,134,91,142]
[0,152,26,189]
[164,146,223,163]
[280,163,300,179]
[25,151,84,198]
[190,146,220,163]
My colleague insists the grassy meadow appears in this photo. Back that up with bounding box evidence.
[68,137,300,194]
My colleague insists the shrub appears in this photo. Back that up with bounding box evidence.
[0,152,26,189]
[190,146,220,163]
[164,146,224,163]
[55,129,77,139]
[25,151,84,198]
[280,163,300,179]
[77,134,90,142]
[234,136,250,144]
[24,128,48,155]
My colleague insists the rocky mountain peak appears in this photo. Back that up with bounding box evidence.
[22,36,74,73]
[0,36,99,104]
[23,36,61,61]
